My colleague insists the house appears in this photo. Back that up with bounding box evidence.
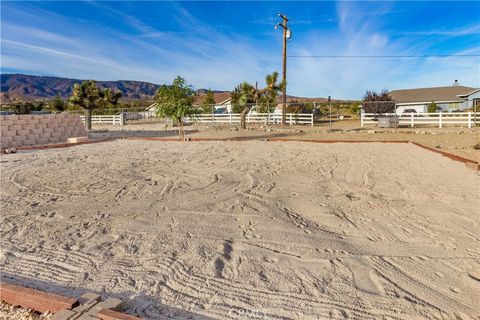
[457,88,480,110]
[389,82,477,113]
[194,92,232,113]
[145,92,232,114]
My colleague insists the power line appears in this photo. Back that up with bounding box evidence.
[289,54,479,58]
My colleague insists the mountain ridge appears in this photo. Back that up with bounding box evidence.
[0,73,338,104]
[1,74,161,103]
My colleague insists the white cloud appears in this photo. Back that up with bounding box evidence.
[284,2,479,98]
[1,2,478,99]
[397,25,480,36]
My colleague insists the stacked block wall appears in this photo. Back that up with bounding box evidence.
[0,114,87,149]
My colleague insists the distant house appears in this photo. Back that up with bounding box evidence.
[457,88,480,110]
[145,92,232,114]
[389,82,477,113]
[193,92,232,113]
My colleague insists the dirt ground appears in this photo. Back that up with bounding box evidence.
[1,140,479,320]
[0,301,51,320]
[89,120,480,162]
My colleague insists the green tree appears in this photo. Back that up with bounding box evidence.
[202,89,215,113]
[257,72,282,113]
[68,81,122,130]
[231,83,253,113]
[428,101,438,113]
[154,76,195,140]
[10,102,41,114]
[231,71,283,129]
[51,95,66,112]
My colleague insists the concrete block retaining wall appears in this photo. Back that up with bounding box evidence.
[0,114,87,149]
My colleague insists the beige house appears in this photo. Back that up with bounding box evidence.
[389,83,476,113]
[194,92,232,113]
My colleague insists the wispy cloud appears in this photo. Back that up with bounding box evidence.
[397,25,480,36]
[1,2,278,89]
[1,1,478,98]
[286,2,479,97]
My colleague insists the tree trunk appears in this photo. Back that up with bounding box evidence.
[178,120,185,141]
[240,106,250,130]
[85,109,92,130]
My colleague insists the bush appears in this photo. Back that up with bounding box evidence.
[428,101,438,113]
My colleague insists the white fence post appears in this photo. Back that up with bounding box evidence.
[360,112,364,127]
[439,112,442,128]
[411,113,414,127]
[229,113,232,124]
[311,113,314,127]
[468,112,471,128]
[289,113,293,125]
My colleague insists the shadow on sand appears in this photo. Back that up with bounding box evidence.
[1,273,216,320]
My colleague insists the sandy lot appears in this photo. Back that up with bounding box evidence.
[89,122,480,162]
[1,140,479,320]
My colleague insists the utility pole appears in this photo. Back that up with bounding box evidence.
[328,96,332,131]
[275,13,290,126]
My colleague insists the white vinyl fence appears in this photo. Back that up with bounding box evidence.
[80,114,124,125]
[361,112,479,128]
[185,113,314,126]
[79,112,314,126]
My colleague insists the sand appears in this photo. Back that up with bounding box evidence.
[89,122,480,163]
[1,140,479,320]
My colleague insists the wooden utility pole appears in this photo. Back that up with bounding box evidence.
[276,14,289,125]
[328,96,332,131]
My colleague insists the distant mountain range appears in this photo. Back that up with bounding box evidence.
[0,73,339,104]
[0,74,162,103]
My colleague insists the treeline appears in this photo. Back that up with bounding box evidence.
[2,96,152,115]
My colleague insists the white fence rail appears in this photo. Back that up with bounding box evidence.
[79,112,314,126]
[186,113,314,126]
[80,115,123,125]
[361,112,479,128]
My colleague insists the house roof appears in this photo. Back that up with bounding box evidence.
[194,92,231,106]
[389,86,476,103]
[457,88,480,98]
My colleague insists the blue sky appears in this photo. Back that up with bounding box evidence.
[1,1,479,99]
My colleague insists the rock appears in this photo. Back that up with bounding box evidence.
[473,143,480,150]
[366,130,376,134]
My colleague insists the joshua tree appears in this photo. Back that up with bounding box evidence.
[68,80,122,130]
[154,76,195,140]
[231,71,283,129]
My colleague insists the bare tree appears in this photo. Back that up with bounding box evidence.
[362,89,395,114]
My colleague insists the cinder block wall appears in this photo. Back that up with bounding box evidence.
[0,114,87,149]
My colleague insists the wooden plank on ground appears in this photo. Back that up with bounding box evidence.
[97,308,142,320]
[0,282,78,314]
